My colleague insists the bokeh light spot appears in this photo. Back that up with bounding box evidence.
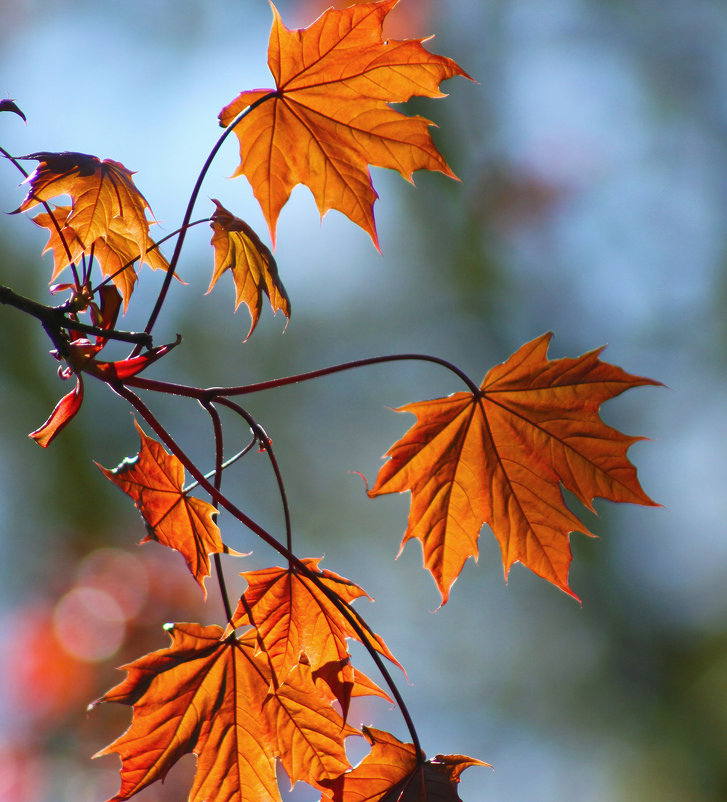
[52,587,125,662]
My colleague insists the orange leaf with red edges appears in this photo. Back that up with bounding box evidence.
[321,726,487,802]
[92,623,357,802]
[227,558,402,717]
[369,333,662,603]
[207,199,290,338]
[98,421,233,596]
[218,0,471,247]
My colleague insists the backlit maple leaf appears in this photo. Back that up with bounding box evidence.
[218,0,471,247]
[227,558,401,717]
[321,726,487,802]
[370,333,661,603]
[92,623,357,802]
[32,205,169,308]
[98,421,234,596]
[16,152,165,305]
[207,199,290,338]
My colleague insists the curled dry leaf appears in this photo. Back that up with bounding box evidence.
[92,623,357,802]
[370,333,662,603]
[98,421,235,597]
[208,199,290,338]
[219,0,472,247]
[320,726,488,802]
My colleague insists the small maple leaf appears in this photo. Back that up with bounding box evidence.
[29,288,176,447]
[92,623,358,802]
[227,557,402,717]
[369,333,662,603]
[218,0,472,247]
[320,726,487,802]
[98,421,236,596]
[16,152,166,305]
[32,205,169,309]
[207,199,290,338]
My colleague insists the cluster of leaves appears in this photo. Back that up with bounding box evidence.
[0,2,660,800]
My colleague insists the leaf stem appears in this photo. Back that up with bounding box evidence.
[126,351,481,400]
[89,218,211,296]
[202,399,234,624]
[138,92,277,349]
[0,284,153,348]
[182,437,258,493]
[109,382,422,754]
[217,397,294,560]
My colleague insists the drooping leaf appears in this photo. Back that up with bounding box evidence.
[29,378,83,448]
[219,0,471,247]
[207,199,290,338]
[226,558,401,716]
[92,623,357,802]
[0,98,26,122]
[321,726,487,802]
[370,333,662,603]
[32,205,169,308]
[98,421,231,596]
[16,152,166,305]
[29,291,177,448]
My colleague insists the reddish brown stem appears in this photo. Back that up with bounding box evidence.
[126,352,481,399]
[109,381,422,755]
[201,399,234,624]
[138,92,276,348]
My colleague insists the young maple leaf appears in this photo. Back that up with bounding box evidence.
[32,205,169,309]
[16,152,166,305]
[369,333,662,603]
[98,421,237,597]
[29,288,177,447]
[320,726,487,802]
[207,199,290,338]
[218,0,472,247]
[92,623,358,802]
[226,557,402,718]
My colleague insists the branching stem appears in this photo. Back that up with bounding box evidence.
[110,381,422,754]
[139,92,276,347]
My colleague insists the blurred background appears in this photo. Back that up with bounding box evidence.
[1,0,726,800]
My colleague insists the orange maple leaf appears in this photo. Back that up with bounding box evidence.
[227,558,402,716]
[207,199,290,338]
[98,421,235,597]
[16,151,165,305]
[321,726,487,802]
[369,333,662,603]
[32,205,169,308]
[218,0,471,247]
[92,623,357,802]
